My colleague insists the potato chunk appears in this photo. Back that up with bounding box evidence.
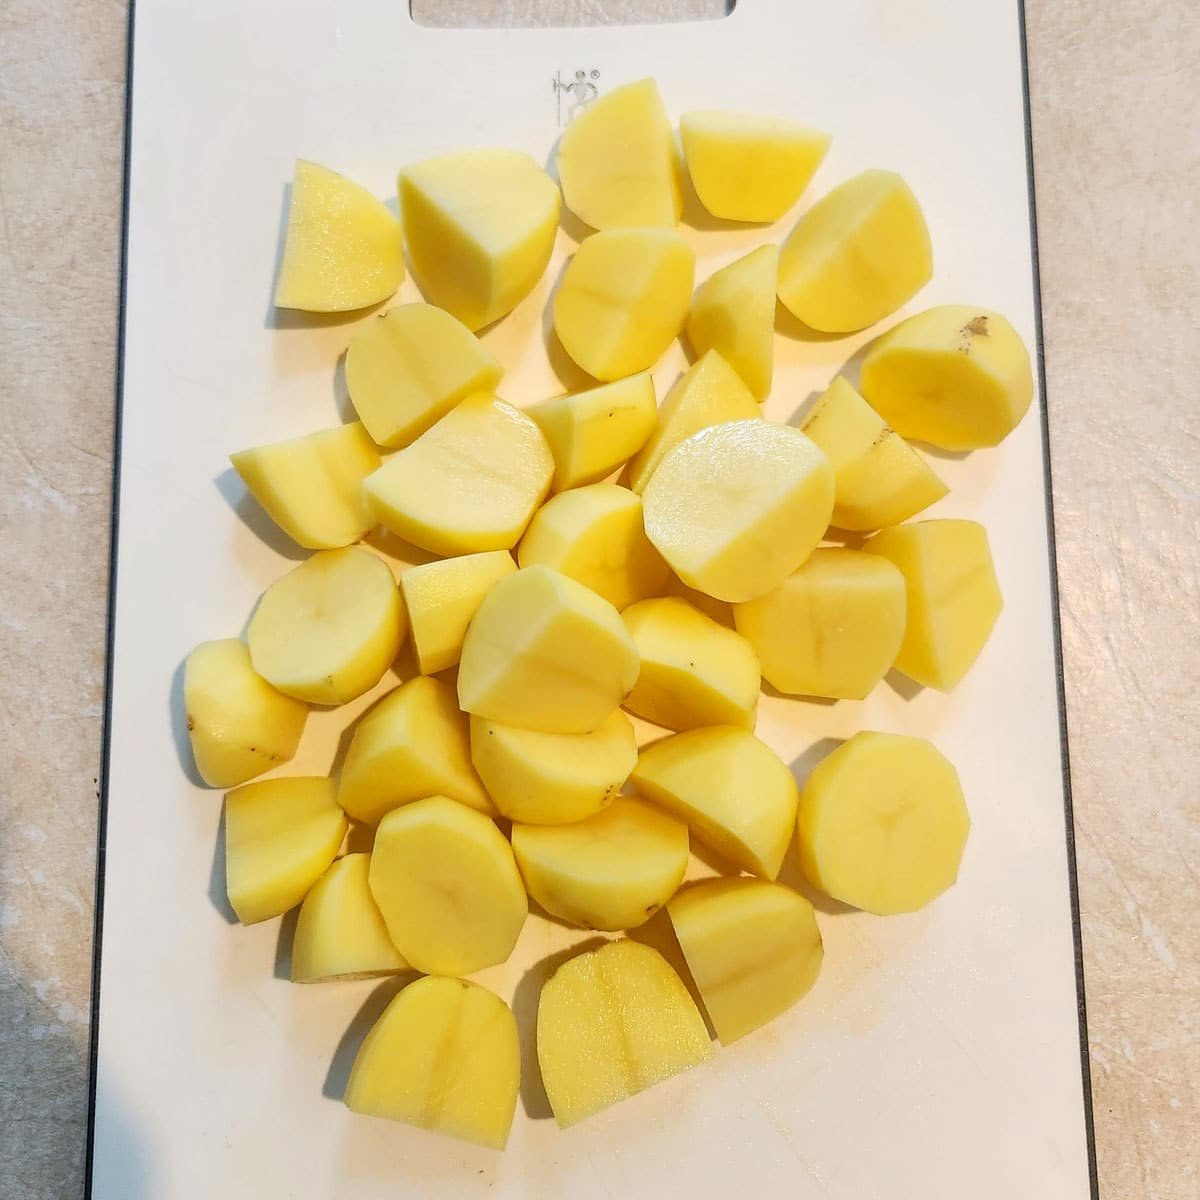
[554,228,694,381]
[859,305,1034,450]
[777,169,931,332]
[224,777,347,924]
[642,420,834,603]
[369,795,526,975]
[865,519,1002,690]
[184,639,307,787]
[345,976,519,1150]
[669,879,823,1043]
[512,797,688,930]
[246,548,405,704]
[537,940,711,1127]
[797,732,969,914]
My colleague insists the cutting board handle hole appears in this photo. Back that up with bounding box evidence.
[409,0,735,29]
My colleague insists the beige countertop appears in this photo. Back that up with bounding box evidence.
[1,2,1196,1197]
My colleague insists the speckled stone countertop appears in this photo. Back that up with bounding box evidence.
[0,2,1196,1197]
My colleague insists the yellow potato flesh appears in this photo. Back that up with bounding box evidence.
[224,777,347,925]
[345,304,503,448]
[457,565,640,734]
[400,550,516,675]
[364,393,554,556]
[625,350,760,494]
[512,797,689,930]
[865,519,1002,690]
[802,376,946,530]
[470,709,636,824]
[733,549,906,700]
[291,854,409,983]
[527,373,657,491]
[669,878,823,1044]
[338,675,494,824]
[246,548,405,704]
[556,78,682,230]
[797,732,969,914]
[517,483,668,611]
[184,639,307,788]
[777,169,932,333]
[369,795,527,975]
[642,420,834,603]
[630,726,799,879]
[273,160,403,312]
[860,305,1034,450]
[679,110,830,223]
[345,976,519,1150]
[537,940,712,1127]
[685,245,778,401]
[622,597,759,731]
[554,228,695,382]
[399,149,559,331]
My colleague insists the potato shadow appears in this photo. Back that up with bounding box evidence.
[785,388,826,429]
[213,467,308,562]
[323,975,412,1100]
[774,300,849,345]
[539,257,597,393]
[821,528,867,549]
[333,351,356,423]
[687,835,743,878]
[169,656,207,787]
[626,909,716,1040]
[884,669,924,702]
[345,821,375,854]
[543,135,593,247]
[760,681,839,706]
[911,440,972,463]
[208,802,238,925]
[362,526,442,569]
[788,736,842,790]
[273,907,300,980]
[776,849,857,917]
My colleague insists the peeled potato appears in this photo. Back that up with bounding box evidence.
[631,727,798,879]
[777,169,932,333]
[642,420,834,603]
[224,777,347,925]
[669,878,823,1043]
[679,110,830,223]
[797,732,969,914]
[537,940,712,1128]
[554,228,694,381]
[399,149,559,330]
[273,160,403,312]
[364,393,553,555]
[369,795,527,975]
[859,305,1034,450]
[184,639,307,788]
[512,797,689,930]
[345,976,519,1150]
[518,483,668,611]
[865,519,1002,690]
[345,304,503,448]
[246,548,405,704]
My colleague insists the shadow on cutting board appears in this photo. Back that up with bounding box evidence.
[322,974,417,1102]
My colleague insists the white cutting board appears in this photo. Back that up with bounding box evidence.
[89,2,1096,1196]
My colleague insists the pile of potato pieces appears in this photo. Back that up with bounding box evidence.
[186,78,1033,1149]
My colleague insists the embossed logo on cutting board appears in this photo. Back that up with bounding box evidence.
[553,70,600,126]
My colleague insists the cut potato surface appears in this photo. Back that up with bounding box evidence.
[338,675,493,823]
[512,797,689,930]
[622,597,759,731]
[859,305,1034,450]
[400,149,559,331]
[246,548,405,705]
[554,228,695,381]
[537,940,712,1127]
[518,483,668,611]
[631,726,799,879]
[642,420,834,603]
[458,565,639,734]
[184,639,307,788]
[364,393,553,556]
[470,709,636,825]
[291,854,409,983]
[345,304,503,448]
[733,549,906,700]
[224,777,347,925]
[669,878,823,1044]
[865,519,1002,690]
[345,976,519,1150]
[273,160,403,312]
[556,78,682,230]
[369,795,527,975]
[679,110,830,223]
[777,169,932,333]
[797,732,969,914]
